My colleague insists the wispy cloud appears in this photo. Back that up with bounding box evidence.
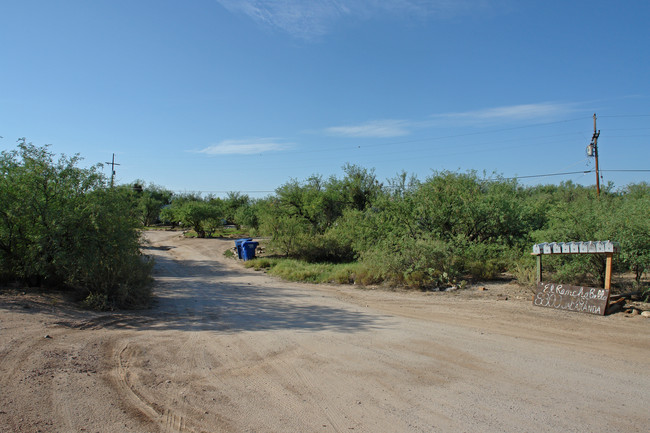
[433,102,578,124]
[217,0,347,39]
[323,102,579,139]
[198,138,290,155]
[216,0,490,39]
[325,119,411,138]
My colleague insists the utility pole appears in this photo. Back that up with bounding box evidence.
[105,153,120,188]
[588,114,601,197]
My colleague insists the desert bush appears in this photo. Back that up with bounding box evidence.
[131,181,173,226]
[161,199,224,238]
[242,257,279,271]
[359,236,459,289]
[531,187,650,287]
[613,185,650,284]
[512,258,537,287]
[0,140,152,309]
[459,241,514,280]
[246,167,649,289]
[260,211,311,257]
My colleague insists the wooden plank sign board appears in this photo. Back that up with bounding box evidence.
[533,282,609,316]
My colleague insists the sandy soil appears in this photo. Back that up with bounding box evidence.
[1,230,649,433]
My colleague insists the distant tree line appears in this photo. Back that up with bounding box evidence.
[151,163,650,291]
[2,141,648,309]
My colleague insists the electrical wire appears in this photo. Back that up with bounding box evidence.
[499,170,594,181]
[169,169,650,194]
[599,169,650,173]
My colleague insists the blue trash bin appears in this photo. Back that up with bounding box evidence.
[234,238,252,259]
[241,241,259,261]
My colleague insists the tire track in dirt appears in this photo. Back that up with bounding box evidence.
[108,332,237,433]
[3,230,649,432]
[0,328,57,432]
[111,337,211,433]
[105,232,236,433]
[113,340,161,420]
[0,320,136,433]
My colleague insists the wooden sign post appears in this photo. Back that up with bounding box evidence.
[531,241,620,315]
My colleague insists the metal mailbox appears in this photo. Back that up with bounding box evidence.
[533,243,546,255]
[604,240,620,253]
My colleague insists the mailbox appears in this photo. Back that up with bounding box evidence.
[543,243,553,254]
[588,242,597,253]
[604,241,620,253]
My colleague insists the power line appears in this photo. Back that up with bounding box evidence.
[599,114,650,118]
[167,169,649,194]
[499,170,594,181]
[600,169,650,173]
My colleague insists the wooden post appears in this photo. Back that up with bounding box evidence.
[536,255,542,284]
[592,114,601,197]
[604,252,613,290]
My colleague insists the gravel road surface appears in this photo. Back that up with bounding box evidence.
[1,230,648,432]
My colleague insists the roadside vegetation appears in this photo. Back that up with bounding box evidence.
[0,140,153,309]
[2,141,648,309]
[153,163,650,292]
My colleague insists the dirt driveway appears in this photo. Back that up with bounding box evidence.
[1,230,649,433]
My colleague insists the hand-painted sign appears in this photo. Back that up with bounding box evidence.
[533,282,609,316]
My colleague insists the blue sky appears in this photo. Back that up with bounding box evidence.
[1,0,648,197]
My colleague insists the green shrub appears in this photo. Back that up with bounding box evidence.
[243,257,278,271]
[82,292,111,311]
[460,241,511,280]
[0,141,153,309]
[360,237,459,289]
[512,259,537,287]
[331,265,356,284]
[353,265,386,286]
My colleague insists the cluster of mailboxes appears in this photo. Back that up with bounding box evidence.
[532,241,620,255]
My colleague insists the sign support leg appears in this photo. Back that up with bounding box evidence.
[605,253,613,290]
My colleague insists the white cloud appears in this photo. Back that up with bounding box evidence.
[323,102,577,139]
[434,102,577,124]
[198,138,290,155]
[216,0,490,39]
[325,119,411,137]
[217,0,347,39]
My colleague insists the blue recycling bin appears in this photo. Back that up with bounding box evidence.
[234,238,252,259]
[241,241,259,261]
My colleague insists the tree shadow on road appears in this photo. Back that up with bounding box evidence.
[3,249,389,335]
[139,252,389,333]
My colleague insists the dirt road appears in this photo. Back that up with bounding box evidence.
[1,230,649,432]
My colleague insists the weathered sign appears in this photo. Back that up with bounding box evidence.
[533,282,609,316]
